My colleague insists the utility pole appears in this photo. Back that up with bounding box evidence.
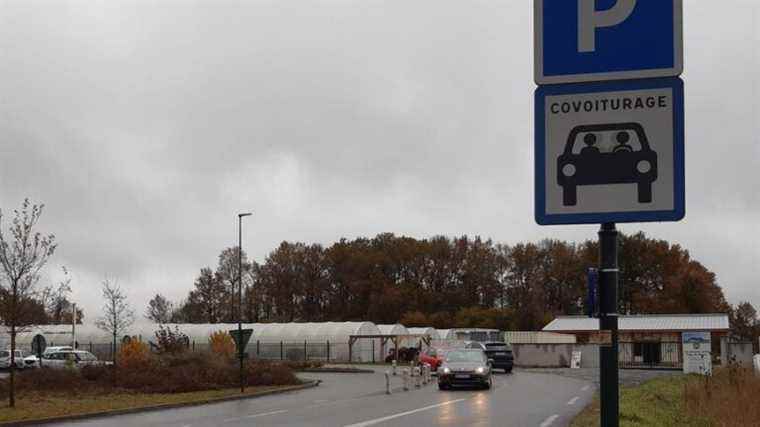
[598,223,619,427]
[238,212,252,393]
[72,303,77,348]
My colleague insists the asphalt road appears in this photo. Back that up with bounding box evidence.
[55,369,594,427]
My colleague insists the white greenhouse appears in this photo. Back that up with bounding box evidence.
[247,322,382,362]
[376,324,411,358]
[2,321,384,363]
[406,327,439,340]
[376,324,409,337]
[435,329,453,341]
[404,327,439,348]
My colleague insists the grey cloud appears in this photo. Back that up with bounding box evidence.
[0,1,758,317]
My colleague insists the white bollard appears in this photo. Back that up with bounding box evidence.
[414,366,421,388]
[422,364,428,385]
[385,370,391,394]
[392,359,397,376]
[402,368,410,391]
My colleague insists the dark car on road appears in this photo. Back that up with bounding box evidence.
[437,349,493,390]
[466,341,513,373]
[557,122,658,206]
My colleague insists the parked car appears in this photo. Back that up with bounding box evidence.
[35,350,103,369]
[384,346,420,363]
[437,349,493,390]
[23,346,74,368]
[419,348,448,372]
[0,350,28,370]
[466,341,514,373]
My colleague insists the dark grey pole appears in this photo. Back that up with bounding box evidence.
[598,222,619,427]
[238,212,252,393]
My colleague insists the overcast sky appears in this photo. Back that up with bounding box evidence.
[1,1,758,321]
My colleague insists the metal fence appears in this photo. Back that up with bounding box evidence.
[618,341,682,369]
[47,340,359,363]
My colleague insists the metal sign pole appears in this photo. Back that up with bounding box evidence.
[598,222,619,427]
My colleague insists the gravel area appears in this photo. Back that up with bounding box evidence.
[525,367,682,387]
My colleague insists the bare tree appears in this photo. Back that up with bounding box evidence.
[39,266,76,323]
[145,293,173,323]
[95,279,135,366]
[0,199,57,408]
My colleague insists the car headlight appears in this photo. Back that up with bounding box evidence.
[637,160,651,173]
[475,366,485,374]
[562,163,576,177]
[442,367,451,374]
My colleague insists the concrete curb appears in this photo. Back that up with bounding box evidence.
[300,367,374,373]
[1,380,321,427]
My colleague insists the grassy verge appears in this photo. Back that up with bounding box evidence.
[571,375,711,427]
[0,385,300,424]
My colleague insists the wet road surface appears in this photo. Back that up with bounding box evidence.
[55,369,594,427]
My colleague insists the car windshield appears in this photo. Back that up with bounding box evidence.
[0,351,9,358]
[485,343,511,350]
[446,351,485,363]
[571,129,643,154]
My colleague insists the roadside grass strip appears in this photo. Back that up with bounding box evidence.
[571,375,709,427]
[0,385,305,425]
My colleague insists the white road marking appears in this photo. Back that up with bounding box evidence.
[539,414,559,427]
[313,399,329,403]
[343,399,466,427]
[567,396,580,405]
[245,409,288,419]
[581,385,590,391]
[306,400,342,409]
[224,410,287,422]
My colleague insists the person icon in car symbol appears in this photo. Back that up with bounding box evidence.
[613,131,633,153]
[557,123,658,207]
[581,133,600,155]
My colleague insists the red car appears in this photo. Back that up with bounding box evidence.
[419,348,446,371]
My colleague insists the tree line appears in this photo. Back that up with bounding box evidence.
[149,232,745,332]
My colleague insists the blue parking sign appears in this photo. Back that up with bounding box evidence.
[535,0,683,84]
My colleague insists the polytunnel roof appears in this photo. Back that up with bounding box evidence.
[377,324,409,336]
[6,322,384,344]
[249,322,381,342]
[7,323,259,344]
[406,327,439,339]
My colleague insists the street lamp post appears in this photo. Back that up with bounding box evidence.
[238,212,252,393]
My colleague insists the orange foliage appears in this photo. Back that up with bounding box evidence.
[209,331,235,359]
[118,339,151,368]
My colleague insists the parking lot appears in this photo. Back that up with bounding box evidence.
[53,368,594,427]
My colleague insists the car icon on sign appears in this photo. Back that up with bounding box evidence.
[557,123,658,206]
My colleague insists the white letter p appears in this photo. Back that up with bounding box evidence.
[578,0,637,53]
